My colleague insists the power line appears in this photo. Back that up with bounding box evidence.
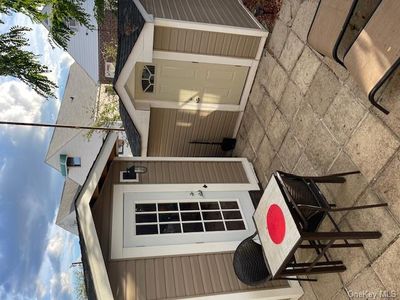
[0,121,125,131]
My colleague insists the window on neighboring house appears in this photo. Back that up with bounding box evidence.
[105,62,115,78]
[65,19,78,32]
[67,157,81,167]
[141,65,155,93]
[134,200,246,236]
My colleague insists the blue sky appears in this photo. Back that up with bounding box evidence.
[0,13,82,300]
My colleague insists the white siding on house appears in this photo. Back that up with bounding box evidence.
[42,0,100,82]
[66,0,99,82]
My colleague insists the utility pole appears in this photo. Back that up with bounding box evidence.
[0,121,125,131]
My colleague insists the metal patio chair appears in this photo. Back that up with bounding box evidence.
[308,0,382,64]
[308,0,357,63]
[276,170,388,251]
[343,0,400,114]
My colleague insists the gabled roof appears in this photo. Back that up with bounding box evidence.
[46,63,99,162]
[119,100,141,155]
[56,178,80,225]
[113,0,146,156]
[113,0,146,83]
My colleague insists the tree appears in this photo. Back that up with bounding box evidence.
[72,265,87,300]
[86,85,121,140]
[0,0,95,98]
[0,0,94,50]
[0,26,57,98]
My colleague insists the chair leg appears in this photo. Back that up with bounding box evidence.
[299,243,363,249]
[305,171,361,183]
[276,276,318,282]
[324,171,361,177]
[303,231,382,240]
[281,265,347,276]
[288,261,344,268]
[330,203,388,212]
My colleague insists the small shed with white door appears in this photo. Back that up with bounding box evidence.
[114,0,269,157]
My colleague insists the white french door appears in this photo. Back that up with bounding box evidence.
[124,191,255,248]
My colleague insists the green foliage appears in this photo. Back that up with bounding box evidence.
[0,0,94,50]
[86,95,121,140]
[72,265,87,300]
[0,0,98,97]
[0,26,57,98]
[49,0,94,50]
[94,0,118,23]
[102,39,117,63]
[0,0,48,23]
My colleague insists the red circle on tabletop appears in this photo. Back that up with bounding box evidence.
[266,204,286,244]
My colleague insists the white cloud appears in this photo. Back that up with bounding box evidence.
[0,80,44,122]
[50,271,72,299]
[35,280,47,299]
[0,157,6,184]
[46,230,65,258]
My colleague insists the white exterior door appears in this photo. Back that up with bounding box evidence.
[135,59,249,105]
[123,191,255,250]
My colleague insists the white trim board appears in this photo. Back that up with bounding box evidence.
[114,156,251,162]
[153,51,254,67]
[75,133,118,300]
[154,18,268,37]
[176,284,303,300]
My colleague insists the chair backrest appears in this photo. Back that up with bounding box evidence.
[344,0,400,98]
[233,233,270,285]
[277,172,327,232]
[308,0,356,62]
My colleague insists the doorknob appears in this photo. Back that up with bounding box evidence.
[194,96,200,103]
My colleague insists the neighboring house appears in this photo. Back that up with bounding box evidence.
[114,0,269,157]
[42,1,100,82]
[74,132,303,299]
[45,63,130,234]
[45,63,104,186]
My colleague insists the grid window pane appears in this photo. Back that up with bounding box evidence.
[179,202,199,210]
[160,223,181,234]
[183,223,204,233]
[226,221,245,231]
[181,212,201,221]
[136,225,158,235]
[222,211,242,220]
[159,213,180,222]
[136,204,156,212]
[158,203,178,211]
[220,201,239,209]
[202,211,222,220]
[136,214,157,223]
[205,222,225,232]
[200,202,219,210]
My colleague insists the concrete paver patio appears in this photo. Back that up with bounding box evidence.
[235,0,400,298]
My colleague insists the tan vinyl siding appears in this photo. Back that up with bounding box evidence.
[148,108,238,157]
[140,0,260,29]
[154,27,260,59]
[115,160,249,184]
[91,162,289,300]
